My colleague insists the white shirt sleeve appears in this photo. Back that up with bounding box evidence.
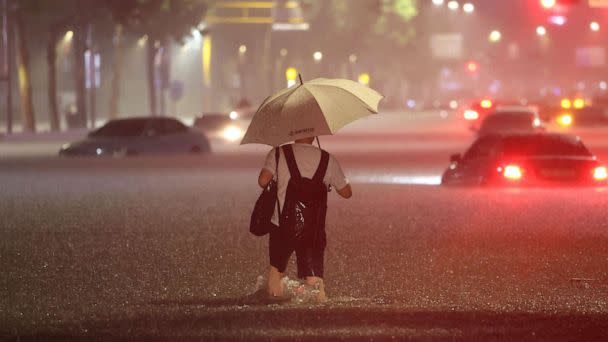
[327,154,348,190]
[262,147,277,175]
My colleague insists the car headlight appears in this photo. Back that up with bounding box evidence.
[221,125,244,142]
[557,113,573,127]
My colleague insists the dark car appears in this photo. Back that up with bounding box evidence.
[477,109,544,136]
[59,117,211,156]
[193,113,246,142]
[462,99,528,130]
[441,133,607,186]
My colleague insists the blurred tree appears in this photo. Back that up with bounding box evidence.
[104,0,210,116]
[14,0,114,131]
[303,0,419,77]
[108,23,123,120]
[12,1,36,132]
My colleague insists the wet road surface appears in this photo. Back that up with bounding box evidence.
[2,112,608,340]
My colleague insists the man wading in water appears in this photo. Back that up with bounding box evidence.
[257,137,352,302]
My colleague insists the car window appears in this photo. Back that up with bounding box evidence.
[463,136,500,160]
[502,136,591,156]
[90,119,147,137]
[480,113,534,132]
[142,119,187,136]
[161,119,188,135]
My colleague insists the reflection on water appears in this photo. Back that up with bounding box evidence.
[350,174,442,185]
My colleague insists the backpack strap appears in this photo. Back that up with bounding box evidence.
[281,144,301,179]
[312,150,330,182]
[274,147,281,215]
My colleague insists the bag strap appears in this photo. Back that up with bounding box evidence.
[281,144,301,179]
[274,147,281,216]
[313,150,330,182]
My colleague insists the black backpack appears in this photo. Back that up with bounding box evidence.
[280,144,329,242]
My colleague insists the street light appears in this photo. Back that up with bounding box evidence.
[313,51,323,62]
[280,48,288,57]
[432,0,445,5]
[447,1,459,10]
[64,30,74,42]
[489,30,502,43]
[238,44,247,55]
[590,21,600,32]
[536,26,547,36]
[463,3,474,13]
[349,54,357,64]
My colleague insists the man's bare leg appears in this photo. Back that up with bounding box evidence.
[267,266,285,297]
[305,276,327,302]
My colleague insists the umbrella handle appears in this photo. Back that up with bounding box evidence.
[316,136,321,149]
[299,74,303,85]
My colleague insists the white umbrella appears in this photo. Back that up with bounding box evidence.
[241,77,383,146]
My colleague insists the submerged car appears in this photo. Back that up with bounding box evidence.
[463,99,530,130]
[441,133,607,186]
[193,113,246,143]
[59,117,211,156]
[477,108,544,136]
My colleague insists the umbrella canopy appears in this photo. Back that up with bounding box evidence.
[241,77,383,146]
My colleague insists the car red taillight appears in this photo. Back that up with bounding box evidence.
[499,165,523,180]
[593,166,607,181]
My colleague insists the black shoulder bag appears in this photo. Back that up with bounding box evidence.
[249,148,281,236]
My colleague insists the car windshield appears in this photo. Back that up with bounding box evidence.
[501,135,592,157]
[480,113,534,131]
[90,119,148,137]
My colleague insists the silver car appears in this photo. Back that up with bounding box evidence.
[59,117,211,156]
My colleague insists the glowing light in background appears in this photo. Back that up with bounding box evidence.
[590,21,600,32]
[549,16,566,26]
[540,0,556,9]
[64,30,74,42]
[536,26,547,36]
[137,35,148,48]
[447,1,459,11]
[463,3,474,13]
[489,30,502,43]
[557,113,573,127]
[286,67,298,87]
[313,51,323,62]
[358,73,370,85]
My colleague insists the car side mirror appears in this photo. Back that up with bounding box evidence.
[450,154,461,163]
